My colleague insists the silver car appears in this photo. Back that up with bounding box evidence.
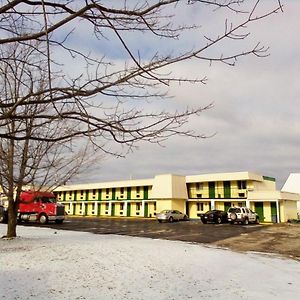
[156,210,188,223]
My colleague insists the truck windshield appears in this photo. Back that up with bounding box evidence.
[41,197,56,203]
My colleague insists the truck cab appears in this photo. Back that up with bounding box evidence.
[19,191,65,224]
[0,190,65,224]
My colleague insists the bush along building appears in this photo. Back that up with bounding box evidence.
[54,172,300,223]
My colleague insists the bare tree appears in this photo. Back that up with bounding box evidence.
[0,40,96,237]
[0,1,283,237]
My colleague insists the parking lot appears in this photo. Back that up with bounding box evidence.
[24,216,300,260]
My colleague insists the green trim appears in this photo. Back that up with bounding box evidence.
[271,202,277,223]
[144,203,148,217]
[74,191,77,201]
[224,202,231,212]
[98,189,102,201]
[112,188,116,200]
[255,202,264,222]
[85,190,89,201]
[111,203,115,216]
[127,187,131,200]
[263,176,276,182]
[143,186,149,200]
[63,191,66,201]
[97,202,101,216]
[127,203,131,216]
[208,182,215,199]
[223,181,231,198]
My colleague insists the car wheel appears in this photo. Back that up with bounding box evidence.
[0,211,5,223]
[39,214,48,224]
[202,220,207,224]
[255,218,260,224]
[169,216,174,223]
[243,218,249,225]
[183,215,188,221]
[216,217,222,224]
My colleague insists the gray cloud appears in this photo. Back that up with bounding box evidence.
[69,1,300,189]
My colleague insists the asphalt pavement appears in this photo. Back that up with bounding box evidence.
[22,216,267,244]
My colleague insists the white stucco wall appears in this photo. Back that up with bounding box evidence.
[281,173,300,214]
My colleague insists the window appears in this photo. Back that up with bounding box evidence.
[154,202,157,210]
[136,203,141,210]
[196,183,203,190]
[92,189,96,195]
[136,186,140,194]
[106,188,109,194]
[228,207,241,213]
[105,203,109,210]
[197,203,204,211]
[41,197,56,203]
[237,180,247,189]
[120,203,124,210]
[80,190,84,195]
[120,187,124,194]
[196,193,202,198]
[238,193,245,198]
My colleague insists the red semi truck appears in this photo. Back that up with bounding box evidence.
[0,190,65,224]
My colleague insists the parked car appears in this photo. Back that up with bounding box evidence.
[156,210,188,223]
[227,207,259,225]
[200,210,228,224]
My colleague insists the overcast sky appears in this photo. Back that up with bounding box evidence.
[70,0,300,189]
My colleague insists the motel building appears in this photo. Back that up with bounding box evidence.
[54,172,300,223]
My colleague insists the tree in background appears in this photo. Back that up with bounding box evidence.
[0,40,94,237]
[0,0,282,237]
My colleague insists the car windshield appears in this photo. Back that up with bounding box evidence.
[206,210,216,214]
[160,210,170,214]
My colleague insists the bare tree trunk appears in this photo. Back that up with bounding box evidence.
[7,195,18,238]
[6,127,16,238]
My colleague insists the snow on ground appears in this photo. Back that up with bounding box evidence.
[0,224,300,300]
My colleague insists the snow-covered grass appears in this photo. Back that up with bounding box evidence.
[1,224,300,300]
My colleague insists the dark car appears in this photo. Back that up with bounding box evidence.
[200,210,228,224]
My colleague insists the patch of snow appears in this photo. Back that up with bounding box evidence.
[0,224,299,299]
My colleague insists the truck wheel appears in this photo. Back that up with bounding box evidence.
[39,214,48,224]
